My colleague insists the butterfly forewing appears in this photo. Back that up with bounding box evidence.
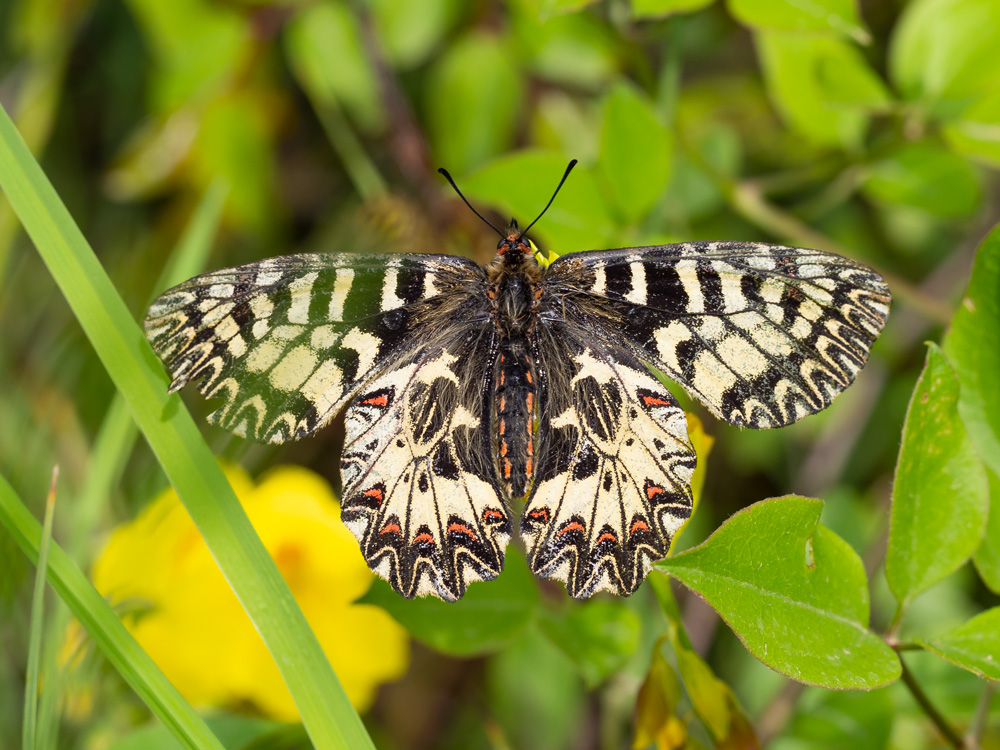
[145,252,482,443]
[544,242,890,429]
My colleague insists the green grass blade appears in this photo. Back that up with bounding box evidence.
[0,473,227,750]
[0,102,373,750]
[70,180,229,561]
[22,468,57,750]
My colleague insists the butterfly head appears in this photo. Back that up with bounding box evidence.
[497,220,532,257]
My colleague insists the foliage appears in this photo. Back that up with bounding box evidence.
[1,0,999,748]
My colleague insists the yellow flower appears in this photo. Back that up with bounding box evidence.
[91,464,408,720]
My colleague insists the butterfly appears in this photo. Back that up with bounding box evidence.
[144,161,890,601]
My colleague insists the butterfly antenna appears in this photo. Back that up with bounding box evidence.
[520,159,578,238]
[437,168,504,238]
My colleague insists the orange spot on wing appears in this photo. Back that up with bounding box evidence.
[499,419,506,436]
[483,509,504,522]
[448,523,478,541]
[414,532,435,545]
[528,509,549,522]
[646,485,665,500]
[525,456,533,475]
[526,392,534,411]
[503,459,512,478]
[630,519,650,535]
[500,440,508,456]
[642,395,671,407]
[556,521,585,538]
[597,532,617,545]
[362,394,389,407]
[363,487,384,501]
[380,522,401,536]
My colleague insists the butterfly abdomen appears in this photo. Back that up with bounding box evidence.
[493,337,538,499]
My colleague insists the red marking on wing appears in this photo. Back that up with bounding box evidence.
[362,394,389,408]
[414,532,435,545]
[380,522,401,536]
[483,509,504,523]
[363,487,383,502]
[526,392,534,411]
[646,485,665,500]
[503,459,512,478]
[630,519,650,535]
[596,532,617,545]
[500,440,508,457]
[642,395,672,407]
[528,509,549,523]
[447,523,478,541]
[556,521,585,538]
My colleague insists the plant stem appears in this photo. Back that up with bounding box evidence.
[966,680,995,750]
[898,657,965,749]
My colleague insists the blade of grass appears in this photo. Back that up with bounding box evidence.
[22,467,57,750]
[0,472,227,750]
[34,182,231,750]
[0,103,374,750]
[69,179,229,561]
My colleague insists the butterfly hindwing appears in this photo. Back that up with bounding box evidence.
[145,253,481,443]
[544,242,890,428]
[522,330,694,598]
[339,340,511,601]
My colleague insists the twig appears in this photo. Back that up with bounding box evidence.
[966,680,995,750]
[897,657,966,749]
[756,680,807,745]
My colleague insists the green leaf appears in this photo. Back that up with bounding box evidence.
[889,0,1000,112]
[487,624,586,750]
[944,223,1000,476]
[917,607,1000,681]
[974,469,1000,593]
[660,496,900,689]
[460,150,618,254]
[631,0,715,19]
[426,31,524,175]
[783,689,894,750]
[369,0,459,69]
[816,50,891,109]
[862,142,981,217]
[728,0,869,42]
[0,100,372,750]
[285,2,385,133]
[943,90,1000,167]
[755,32,870,148]
[362,550,538,657]
[885,344,989,607]
[513,9,619,90]
[598,82,673,225]
[538,601,641,688]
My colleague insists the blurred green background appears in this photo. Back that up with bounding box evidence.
[1,0,999,747]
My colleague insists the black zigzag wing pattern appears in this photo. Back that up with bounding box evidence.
[522,326,694,598]
[145,253,482,443]
[339,334,511,601]
[543,242,891,429]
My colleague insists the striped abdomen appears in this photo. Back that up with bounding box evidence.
[493,337,537,499]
